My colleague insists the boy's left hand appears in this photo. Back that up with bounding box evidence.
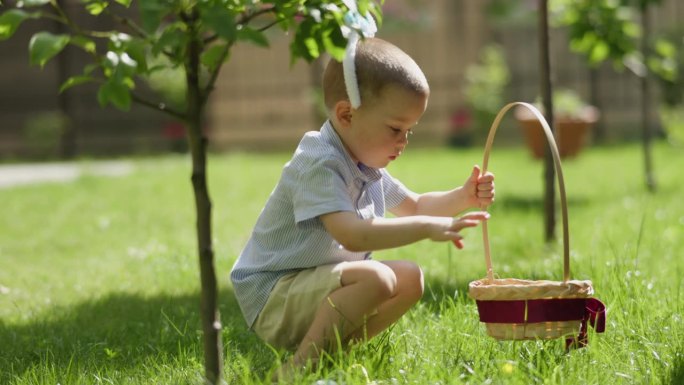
[464,165,495,208]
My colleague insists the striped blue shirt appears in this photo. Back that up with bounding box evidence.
[230,121,412,328]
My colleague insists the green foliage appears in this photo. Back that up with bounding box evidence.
[532,88,590,118]
[654,30,684,107]
[463,44,510,128]
[145,54,187,110]
[551,89,587,117]
[84,0,109,16]
[552,0,640,67]
[28,31,69,67]
[551,0,679,83]
[660,105,684,145]
[0,9,40,40]
[199,3,238,41]
[0,0,383,112]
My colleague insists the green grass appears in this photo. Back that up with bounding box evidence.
[1,142,683,384]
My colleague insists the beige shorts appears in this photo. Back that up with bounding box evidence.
[253,262,345,350]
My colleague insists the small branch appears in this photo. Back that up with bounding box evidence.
[49,0,71,25]
[199,5,284,101]
[131,92,187,121]
[204,34,219,45]
[241,4,283,33]
[238,4,277,25]
[257,19,280,32]
[48,0,123,40]
[203,5,278,44]
[107,11,150,40]
[38,11,67,24]
[201,41,233,103]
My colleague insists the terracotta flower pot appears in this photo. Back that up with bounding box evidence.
[515,105,599,159]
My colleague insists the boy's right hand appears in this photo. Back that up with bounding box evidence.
[428,211,490,248]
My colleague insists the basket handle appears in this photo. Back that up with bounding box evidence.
[480,102,570,283]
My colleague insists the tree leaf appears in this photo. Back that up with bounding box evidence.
[125,38,148,73]
[29,32,70,68]
[152,22,186,57]
[85,0,108,16]
[0,9,38,41]
[113,0,132,8]
[97,79,131,111]
[655,39,676,58]
[97,82,108,107]
[69,35,96,53]
[321,27,345,61]
[237,27,269,47]
[201,5,237,41]
[290,18,319,62]
[59,75,95,93]
[83,63,99,75]
[303,36,320,60]
[139,0,169,33]
[117,52,138,77]
[357,0,370,16]
[16,0,49,8]
[589,41,609,64]
[369,2,383,27]
[201,44,229,72]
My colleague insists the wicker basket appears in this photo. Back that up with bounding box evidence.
[468,102,606,346]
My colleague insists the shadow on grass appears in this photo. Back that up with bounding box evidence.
[0,289,265,383]
[668,351,684,385]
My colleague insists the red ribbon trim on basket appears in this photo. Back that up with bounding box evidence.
[475,298,606,348]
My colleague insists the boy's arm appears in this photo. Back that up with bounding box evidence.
[390,165,495,218]
[320,210,489,252]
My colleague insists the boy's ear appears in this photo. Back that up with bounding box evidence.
[335,100,353,129]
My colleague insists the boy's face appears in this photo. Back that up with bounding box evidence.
[344,85,428,168]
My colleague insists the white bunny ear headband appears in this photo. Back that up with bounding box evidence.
[341,0,378,109]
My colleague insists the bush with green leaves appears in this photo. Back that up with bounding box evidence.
[463,44,510,130]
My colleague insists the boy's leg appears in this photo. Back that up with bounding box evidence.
[291,259,423,367]
[346,260,424,342]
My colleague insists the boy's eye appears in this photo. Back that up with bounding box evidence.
[388,126,414,136]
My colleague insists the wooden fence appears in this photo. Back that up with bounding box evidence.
[0,0,681,158]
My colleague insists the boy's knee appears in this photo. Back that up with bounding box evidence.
[401,262,424,302]
[365,261,397,300]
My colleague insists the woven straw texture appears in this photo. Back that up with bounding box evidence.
[469,278,594,301]
[485,321,581,340]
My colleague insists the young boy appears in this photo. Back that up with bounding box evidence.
[230,37,494,370]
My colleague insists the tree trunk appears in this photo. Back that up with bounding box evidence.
[185,11,223,385]
[538,0,556,243]
[640,5,657,192]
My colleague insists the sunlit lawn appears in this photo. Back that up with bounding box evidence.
[1,141,683,384]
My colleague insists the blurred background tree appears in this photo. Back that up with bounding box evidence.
[550,0,680,191]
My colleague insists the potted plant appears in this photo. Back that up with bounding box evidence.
[515,89,599,159]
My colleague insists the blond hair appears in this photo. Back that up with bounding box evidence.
[323,38,429,111]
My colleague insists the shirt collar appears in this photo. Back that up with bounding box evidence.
[321,120,382,183]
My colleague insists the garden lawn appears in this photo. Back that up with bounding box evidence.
[1,142,682,385]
